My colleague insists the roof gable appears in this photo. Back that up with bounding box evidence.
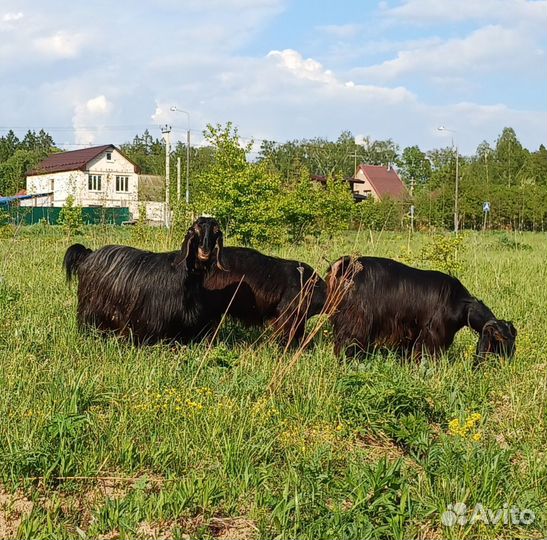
[27,145,139,176]
[358,164,408,200]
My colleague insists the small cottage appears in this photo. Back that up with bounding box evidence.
[352,164,408,201]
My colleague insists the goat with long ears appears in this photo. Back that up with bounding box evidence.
[63,216,224,344]
[327,256,516,363]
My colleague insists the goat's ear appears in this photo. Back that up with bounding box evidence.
[475,324,494,359]
[215,233,227,271]
[179,227,197,269]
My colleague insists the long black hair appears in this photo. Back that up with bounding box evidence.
[63,216,225,344]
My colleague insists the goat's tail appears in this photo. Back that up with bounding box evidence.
[63,243,93,282]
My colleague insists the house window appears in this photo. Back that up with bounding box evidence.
[106,152,112,161]
[116,175,129,192]
[88,174,102,191]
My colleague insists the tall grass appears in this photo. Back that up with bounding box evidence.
[0,226,545,539]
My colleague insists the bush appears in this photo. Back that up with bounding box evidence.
[420,233,465,275]
[353,198,407,231]
[282,170,354,241]
[194,123,354,245]
[58,195,83,236]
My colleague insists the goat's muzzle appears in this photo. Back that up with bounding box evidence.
[197,247,211,261]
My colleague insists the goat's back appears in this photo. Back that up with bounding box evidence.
[75,245,210,343]
[205,246,327,325]
[328,256,472,354]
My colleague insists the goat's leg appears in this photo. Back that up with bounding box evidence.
[334,332,370,361]
[407,341,424,362]
[271,314,304,348]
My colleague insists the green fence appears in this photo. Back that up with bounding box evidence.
[5,206,132,225]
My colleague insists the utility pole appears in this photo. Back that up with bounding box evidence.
[186,128,191,205]
[349,150,365,174]
[170,106,191,205]
[177,157,181,202]
[454,144,459,233]
[161,124,172,228]
[437,126,459,234]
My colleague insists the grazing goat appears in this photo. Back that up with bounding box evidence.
[63,217,224,344]
[327,256,516,361]
[204,247,327,346]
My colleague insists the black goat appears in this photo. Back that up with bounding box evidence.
[63,217,224,344]
[327,256,516,361]
[204,247,327,346]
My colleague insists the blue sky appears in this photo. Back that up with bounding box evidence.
[0,0,545,155]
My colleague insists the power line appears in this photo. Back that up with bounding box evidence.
[0,124,160,131]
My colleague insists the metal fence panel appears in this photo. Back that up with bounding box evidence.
[5,206,131,225]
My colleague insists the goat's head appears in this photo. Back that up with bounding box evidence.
[180,216,225,272]
[476,319,517,360]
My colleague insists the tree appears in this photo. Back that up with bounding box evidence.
[259,131,401,181]
[58,195,83,236]
[398,145,431,190]
[0,129,57,195]
[0,149,44,195]
[20,129,55,154]
[0,130,20,163]
[522,144,547,186]
[493,127,528,187]
[193,123,286,244]
[120,130,165,175]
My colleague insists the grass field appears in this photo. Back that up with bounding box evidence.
[0,225,546,539]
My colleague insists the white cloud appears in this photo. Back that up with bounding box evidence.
[382,0,547,25]
[266,48,415,105]
[153,0,284,10]
[2,12,23,22]
[72,95,113,145]
[86,95,112,115]
[151,103,179,127]
[268,49,337,84]
[315,23,362,39]
[357,25,539,82]
[0,1,544,157]
[34,31,87,59]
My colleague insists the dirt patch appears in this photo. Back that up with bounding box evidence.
[352,432,427,476]
[0,485,34,539]
[325,498,353,512]
[97,530,120,540]
[210,517,259,540]
[413,519,445,539]
[354,433,406,462]
[136,520,175,539]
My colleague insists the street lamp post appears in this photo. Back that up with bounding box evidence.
[437,126,459,233]
[170,106,191,205]
[161,124,172,228]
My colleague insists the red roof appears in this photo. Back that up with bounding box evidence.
[27,145,139,175]
[358,164,408,200]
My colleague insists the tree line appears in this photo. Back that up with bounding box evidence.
[119,124,547,237]
[1,124,546,239]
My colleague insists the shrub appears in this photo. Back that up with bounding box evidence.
[420,233,465,275]
[58,195,83,236]
[353,198,407,231]
[195,123,354,245]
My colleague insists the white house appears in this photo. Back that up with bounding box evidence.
[21,144,144,217]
